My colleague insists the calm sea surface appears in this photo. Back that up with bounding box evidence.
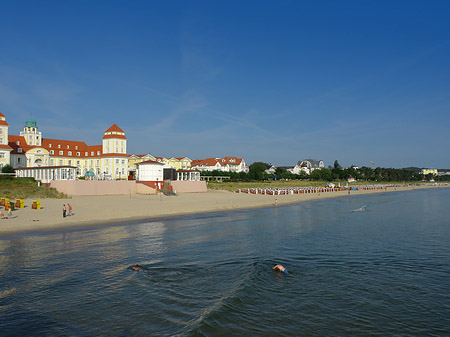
[1,188,450,336]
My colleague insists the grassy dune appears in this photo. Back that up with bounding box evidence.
[0,177,67,199]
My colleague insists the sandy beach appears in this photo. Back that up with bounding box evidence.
[0,184,447,236]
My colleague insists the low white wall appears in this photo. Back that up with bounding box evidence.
[50,180,144,196]
[171,181,207,193]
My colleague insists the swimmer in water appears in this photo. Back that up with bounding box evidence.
[272,264,288,275]
[132,264,141,271]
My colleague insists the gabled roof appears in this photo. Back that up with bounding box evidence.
[191,156,244,168]
[0,112,5,117]
[8,135,35,154]
[0,120,8,126]
[299,159,323,168]
[222,156,244,165]
[105,124,124,133]
[191,158,223,167]
[103,124,127,140]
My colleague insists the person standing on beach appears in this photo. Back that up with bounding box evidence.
[68,203,73,216]
[62,204,66,218]
[5,202,12,219]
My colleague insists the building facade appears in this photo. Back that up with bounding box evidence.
[190,156,249,173]
[2,112,128,180]
[289,159,325,175]
[128,154,191,177]
[421,168,438,176]
[0,112,12,169]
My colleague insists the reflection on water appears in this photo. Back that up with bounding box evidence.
[1,189,450,336]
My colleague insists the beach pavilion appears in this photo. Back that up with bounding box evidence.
[15,165,77,184]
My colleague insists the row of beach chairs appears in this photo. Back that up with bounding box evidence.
[235,185,392,195]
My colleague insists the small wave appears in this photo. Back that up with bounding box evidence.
[185,260,288,335]
[351,205,368,212]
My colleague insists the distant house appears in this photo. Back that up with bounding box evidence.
[291,159,325,175]
[265,165,276,175]
[421,168,438,176]
[191,156,249,173]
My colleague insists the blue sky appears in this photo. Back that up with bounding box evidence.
[1,0,450,168]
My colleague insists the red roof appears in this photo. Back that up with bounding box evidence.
[41,138,100,158]
[105,124,125,133]
[0,112,5,117]
[0,144,12,150]
[0,120,8,126]
[191,157,244,168]
[8,135,35,154]
[103,124,127,140]
[191,158,223,167]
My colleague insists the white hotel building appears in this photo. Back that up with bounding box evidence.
[0,112,128,180]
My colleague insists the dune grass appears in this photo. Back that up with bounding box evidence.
[0,177,67,199]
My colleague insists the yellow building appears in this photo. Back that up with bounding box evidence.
[4,113,129,180]
[128,154,191,175]
[421,168,438,176]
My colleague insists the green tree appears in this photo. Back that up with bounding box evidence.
[275,167,287,176]
[333,160,342,170]
[248,162,269,180]
[1,164,14,173]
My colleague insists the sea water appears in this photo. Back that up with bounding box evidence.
[1,188,449,336]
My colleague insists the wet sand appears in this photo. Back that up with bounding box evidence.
[0,184,446,236]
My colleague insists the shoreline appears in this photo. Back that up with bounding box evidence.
[1,184,448,238]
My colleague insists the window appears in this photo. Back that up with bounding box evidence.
[59,151,63,155]
[76,152,80,156]
[18,158,22,164]
[75,146,78,150]
[50,159,54,165]
[0,152,4,158]
[59,160,63,165]
[121,160,125,164]
[50,150,54,155]
[48,143,51,148]
[116,159,119,164]
[68,160,72,165]
[96,160,99,167]
[17,141,20,145]
[77,161,80,166]
[58,145,61,148]
[97,151,100,155]
[67,145,69,149]
[85,152,88,156]
[91,152,94,156]
[68,151,72,156]
[18,148,23,153]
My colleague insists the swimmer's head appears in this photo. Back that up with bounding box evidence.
[132,264,140,271]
